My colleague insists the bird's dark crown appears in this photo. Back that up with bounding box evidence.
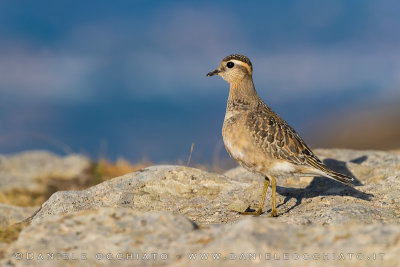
[223,54,252,71]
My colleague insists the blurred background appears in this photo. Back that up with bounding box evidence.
[1,1,399,169]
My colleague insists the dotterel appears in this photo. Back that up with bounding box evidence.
[207,54,354,217]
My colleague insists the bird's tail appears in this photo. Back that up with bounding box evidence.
[322,166,355,186]
[306,157,355,186]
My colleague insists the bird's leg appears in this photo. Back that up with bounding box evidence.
[240,177,270,216]
[270,176,277,217]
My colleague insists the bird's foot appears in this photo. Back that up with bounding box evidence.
[270,209,277,217]
[239,208,263,216]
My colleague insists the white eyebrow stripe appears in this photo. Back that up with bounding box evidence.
[228,59,247,66]
[227,59,252,73]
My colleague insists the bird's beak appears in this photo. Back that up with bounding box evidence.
[206,69,220,77]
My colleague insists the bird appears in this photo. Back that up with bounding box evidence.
[206,54,354,217]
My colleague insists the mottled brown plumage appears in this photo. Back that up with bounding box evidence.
[207,54,354,217]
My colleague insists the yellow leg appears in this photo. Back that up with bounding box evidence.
[270,176,277,217]
[240,177,270,216]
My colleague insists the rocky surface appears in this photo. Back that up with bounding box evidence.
[0,151,92,206]
[0,204,38,227]
[3,207,399,267]
[0,149,399,266]
[30,165,251,225]
[224,149,400,224]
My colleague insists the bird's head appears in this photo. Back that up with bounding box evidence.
[207,54,253,84]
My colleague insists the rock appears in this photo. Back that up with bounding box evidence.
[227,200,250,213]
[0,151,92,206]
[185,218,400,267]
[3,208,213,266]
[0,149,399,266]
[31,165,254,225]
[29,150,400,225]
[224,149,400,224]
[0,204,38,227]
[0,205,33,257]
[2,208,399,267]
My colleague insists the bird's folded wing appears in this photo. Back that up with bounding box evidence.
[246,110,323,168]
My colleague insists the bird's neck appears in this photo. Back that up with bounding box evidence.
[227,76,260,107]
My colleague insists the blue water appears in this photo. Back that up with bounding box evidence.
[0,86,378,164]
[0,1,399,163]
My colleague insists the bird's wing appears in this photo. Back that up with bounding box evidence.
[246,103,354,185]
[246,108,323,168]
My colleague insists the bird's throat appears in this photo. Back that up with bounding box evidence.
[228,76,260,105]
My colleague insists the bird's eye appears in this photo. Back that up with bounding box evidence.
[227,62,234,68]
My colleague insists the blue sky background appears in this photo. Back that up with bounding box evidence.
[0,1,399,164]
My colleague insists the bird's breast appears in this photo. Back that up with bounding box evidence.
[222,112,273,173]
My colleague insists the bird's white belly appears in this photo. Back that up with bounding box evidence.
[268,161,296,175]
[224,136,303,178]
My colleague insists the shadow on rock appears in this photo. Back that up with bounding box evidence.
[323,158,363,186]
[274,157,373,216]
[349,155,368,164]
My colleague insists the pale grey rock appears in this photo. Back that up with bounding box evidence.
[223,149,400,224]
[0,204,39,226]
[0,150,91,194]
[182,217,400,267]
[30,150,400,226]
[2,208,220,267]
[1,149,400,267]
[1,208,399,267]
[31,165,254,225]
